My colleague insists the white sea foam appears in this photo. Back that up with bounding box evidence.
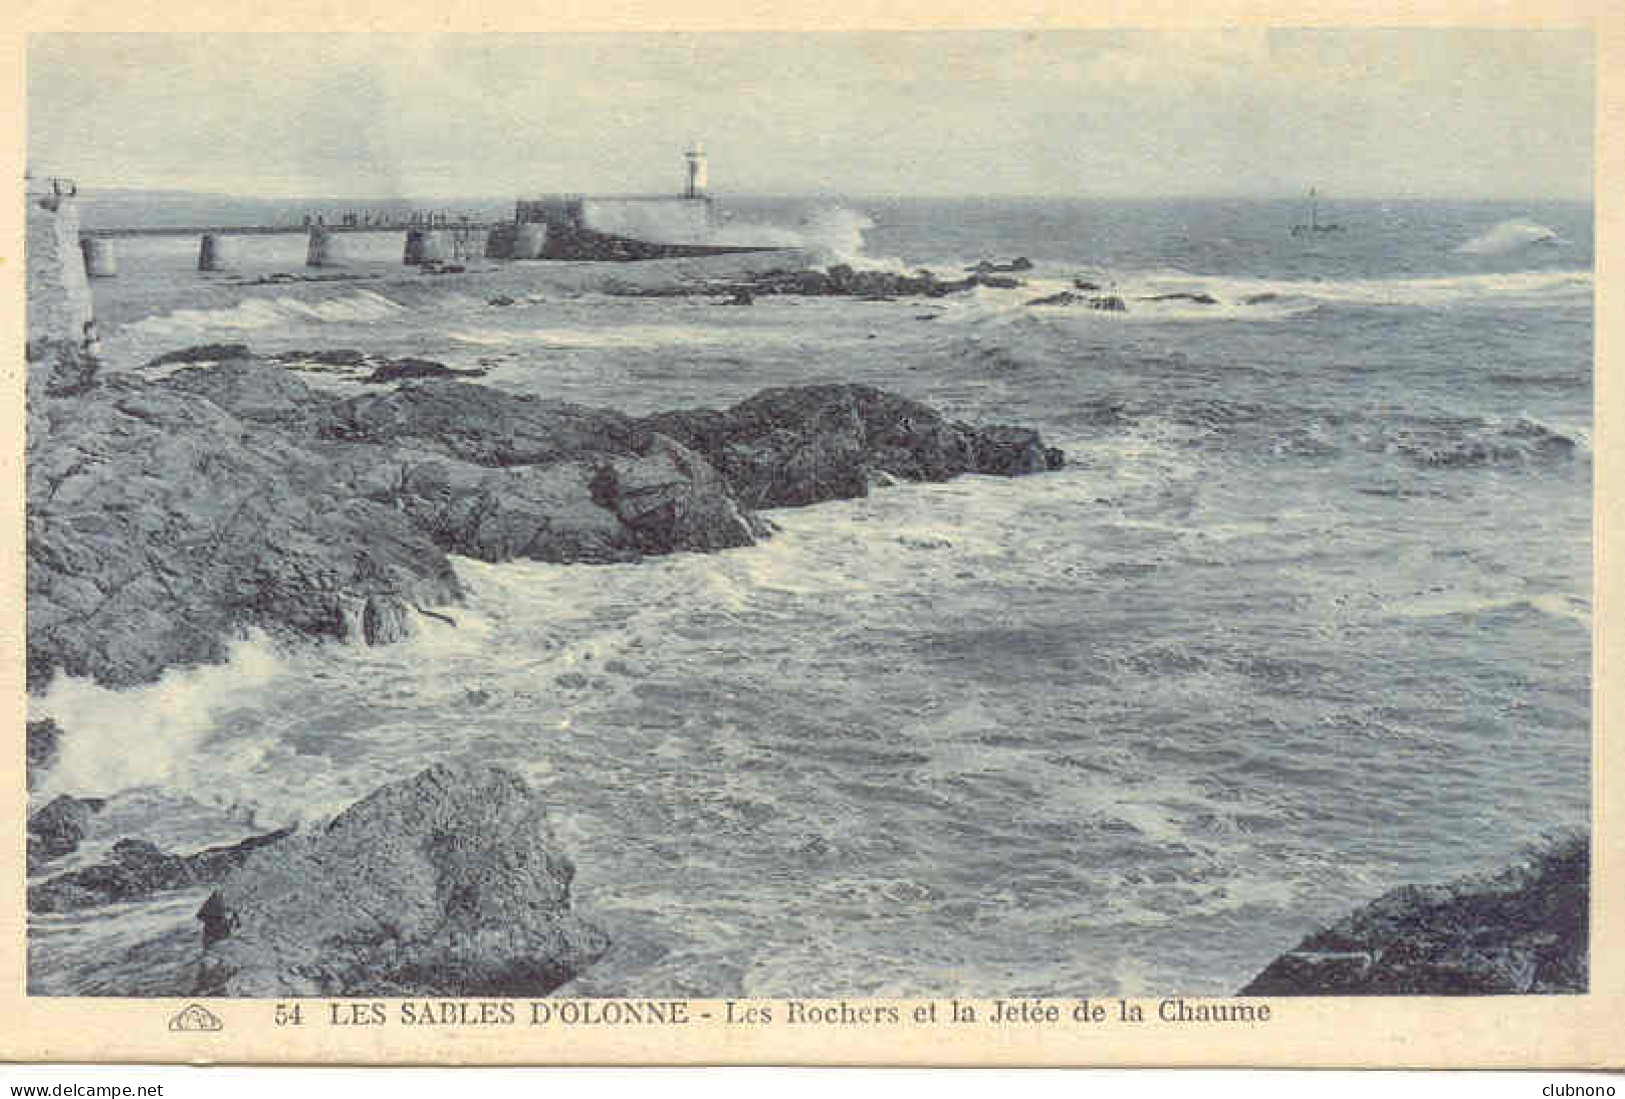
[1456,218,1564,255]
[32,634,288,800]
[126,289,408,339]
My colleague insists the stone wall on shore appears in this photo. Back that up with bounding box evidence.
[26,188,96,362]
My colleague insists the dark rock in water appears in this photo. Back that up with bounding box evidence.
[146,344,254,368]
[27,718,62,790]
[1242,292,1283,305]
[1090,296,1128,312]
[27,794,106,864]
[1027,291,1082,307]
[1142,292,1219,305]
[593,435,761,554]
[970,275,1023,289]
[969,257,1034,273]
[1240,834,1589,995]
[641,384,1061,509]
[362,358,486,385]
[273,348,368,367]
[724,290,755,306]
[1073,279,1101,291]
[29,827,293,913]
[194,763,608,997]
[488,296,516,307]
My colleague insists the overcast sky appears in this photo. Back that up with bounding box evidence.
[28,30,1594,200]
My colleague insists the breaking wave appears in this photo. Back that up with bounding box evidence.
[125,289,409,340]
[1456,218,1564,255]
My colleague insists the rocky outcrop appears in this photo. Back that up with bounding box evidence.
[29,358,1061,691]
[26,718,63,790]
[1240,834,1589,995]
[361,358,486,385]
[609,263,1030,302]
[643,384,1064,509]
[194,763,607,997]
[27,794,105,870]
[27,368,461,691]
[28,828,294,913]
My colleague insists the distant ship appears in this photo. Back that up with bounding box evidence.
[1290,188,1346,236]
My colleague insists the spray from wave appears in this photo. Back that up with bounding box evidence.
[30,635,288,800]
[1456,218,1563,255]
[714,205,909,271]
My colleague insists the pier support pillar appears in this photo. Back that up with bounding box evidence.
[484,223,516,259]
[198,233,235,271]
[307,225,341,267]
[403,228,450,265]
[80,236,118,278]
[513,223,549,260]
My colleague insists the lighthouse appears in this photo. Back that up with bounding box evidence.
[684,142,708,198]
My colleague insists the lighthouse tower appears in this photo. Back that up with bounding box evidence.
[684,142,708,199]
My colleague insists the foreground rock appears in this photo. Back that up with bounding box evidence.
[195,763,606,997]
[28,828,294,913]
[1241,834,1588,995]
[29,356,1060,691]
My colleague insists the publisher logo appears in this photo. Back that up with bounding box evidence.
[166,1003,223,1032]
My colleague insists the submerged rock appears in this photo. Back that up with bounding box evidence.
[29,828,294,913]
[195,763,608,997]
[145,343,254,368]
[1240,834,1589,995]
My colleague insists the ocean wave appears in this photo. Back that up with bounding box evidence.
[125,289,409,339]
[1456,218,1565,255]
[30,634,288,801]
[924,265,1592,330]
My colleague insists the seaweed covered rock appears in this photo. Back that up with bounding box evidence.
[195,764,608,997]
[1240,835,1589,995]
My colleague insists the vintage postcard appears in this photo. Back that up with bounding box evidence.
[2,6,1620,1067]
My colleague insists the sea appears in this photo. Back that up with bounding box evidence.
[28,195,1594,997]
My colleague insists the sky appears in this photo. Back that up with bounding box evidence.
[27,30,1595,200]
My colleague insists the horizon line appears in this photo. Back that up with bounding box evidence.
[67,184,1597,206]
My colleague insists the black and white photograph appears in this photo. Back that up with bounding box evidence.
[19,27,1597,1025]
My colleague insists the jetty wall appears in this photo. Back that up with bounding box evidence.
[26,190,96,359]
[516,196,713,245]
